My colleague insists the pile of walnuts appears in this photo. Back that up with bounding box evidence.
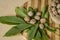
[24,11,46,29]
[49,0,60,17]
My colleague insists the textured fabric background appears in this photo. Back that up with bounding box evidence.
[0,0,28,40]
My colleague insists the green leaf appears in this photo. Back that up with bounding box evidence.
[40,29,48,40]
[35,31,41,40]
[4,24,32,36]
[44,23,57,32]
[41,5,47,17]
[28,7,33,12]
[0,16,25,25]
[44,12,49,19]
[28,24,38,40]
[41,5,47,14]
[15,7,28,18]
[33,8,38,13]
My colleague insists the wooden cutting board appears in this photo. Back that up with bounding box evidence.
[23,0,60,40]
